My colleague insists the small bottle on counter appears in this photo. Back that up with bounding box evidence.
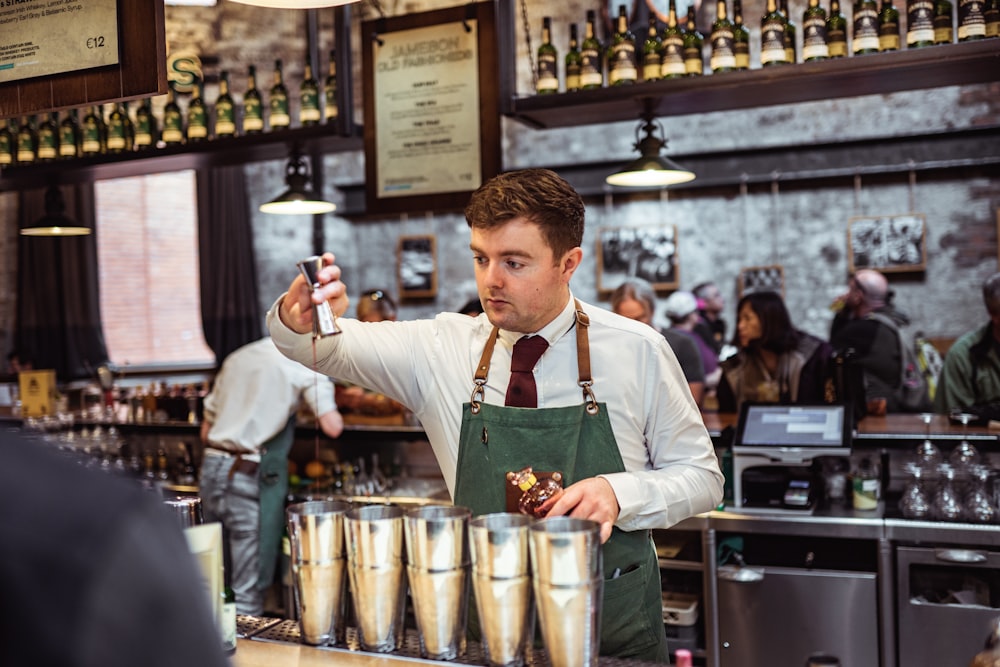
[507,467,563,517]
[851,456,880,510]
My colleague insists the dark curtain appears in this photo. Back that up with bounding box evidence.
[16,185,109,381]
[196,166,261,367]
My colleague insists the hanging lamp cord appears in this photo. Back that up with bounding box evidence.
[519,0,536,92]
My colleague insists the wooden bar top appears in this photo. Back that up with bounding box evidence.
[234,639,439,667]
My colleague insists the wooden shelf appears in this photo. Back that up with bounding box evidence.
[508,40,1000,129]
[0,122,363,191]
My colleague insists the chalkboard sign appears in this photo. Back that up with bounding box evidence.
[848,213,927,273]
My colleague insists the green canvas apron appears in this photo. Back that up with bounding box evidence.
[453,304,669,662]
[257,417,296,592]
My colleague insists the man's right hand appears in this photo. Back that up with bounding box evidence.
[278,252,350,334]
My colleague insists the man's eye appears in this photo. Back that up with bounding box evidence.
[506,261,523,270]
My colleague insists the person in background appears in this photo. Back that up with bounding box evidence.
[0,428,230,667]
[199,337,344,616]
[269,168,723,661]
[829,269,915,413]
[718,290,835,413]
[356,288,397,322]
[663,290,723,396]
[935,272,1000,420]
[610,278,707,407]
[692,281,727,356]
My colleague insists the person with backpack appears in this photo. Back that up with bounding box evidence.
[935,272,1000,421]
[830,269,930,414]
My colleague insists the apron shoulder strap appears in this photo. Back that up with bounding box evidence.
[574,300,599,414]
[471,326,500,412]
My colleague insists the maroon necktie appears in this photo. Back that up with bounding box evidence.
[505,335,549,408]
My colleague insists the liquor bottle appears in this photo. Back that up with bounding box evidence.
[324,50,338,124]
[710,0,737,72]
[907,0,937,45]
[242,65,264,135]
[221,585,237,654]
[933,0,955,41]
[661,0,687,78]
[16,116,37,164]
[186,83,208,142]
[608,5,638,85]
[36,112,58,161]
[81,106,105,155]
[682,6,705,75]
[958,0,987,38]
[853,0,882,53]
[268,59,290,130]
[506,467,563,518]
[122,102,135,152]
[106,103,128,153]
[215,71,237,138]
[985,0,999,35]
[641,15,663,81]
[0,119,13,166]
[878,0,902,50]
[580,10,605,89]
[133,98,158,150]
[733,0,752,68]
[565,23,583,91]
[761,0,790,65]
[58,109,81,159]
[802,0,830,59]
[299,60,321,125]
[781,0,799,63]
[536,16,559,93]
[827,0,850,54]
[161,86,184,146]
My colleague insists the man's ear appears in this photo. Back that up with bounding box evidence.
[561,247,583,281]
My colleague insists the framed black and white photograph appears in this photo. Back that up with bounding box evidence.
[597,225,679,294]
[848,213,927,273]
[397,235,437,299]
[739,265,785,297]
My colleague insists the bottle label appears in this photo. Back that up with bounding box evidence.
[565,60,581,90]
[958,0,986,38]
[854,8,881,50]
[82,126,101,153]
[325,89,339,120]
[683,45,703,74]
[187,124,207,139]
[17,146,34,162]
[107,133,125,150]
[580,48,603,86]
[0,149,10,165]
[734,40,750,68]
[761,19,787,63]
[162,117,183,143]
[802,18,830,58]
[301,91,321,122]
[608,43,638,84]
[134,132,152,146]
[710,29,736,70]
[661,37,686,76]
[537,53,559,92]
[879,18,901,49]
[270,98,290,129]
[244,98,263,131]
[38,143,56,160]
[642,51,661,80]
[987,9,999,35]
[58,135,76,155]
[908,0,936,41]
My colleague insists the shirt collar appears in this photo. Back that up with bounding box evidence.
[497,293,577,349]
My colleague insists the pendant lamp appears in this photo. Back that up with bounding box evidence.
[20,185,92,236]
[606,113,695,188]
[229,0,359,7]
[260,148,336,215]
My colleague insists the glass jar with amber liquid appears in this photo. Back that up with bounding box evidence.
[507,467,563,517]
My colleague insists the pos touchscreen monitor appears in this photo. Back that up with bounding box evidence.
[734,403,853,459]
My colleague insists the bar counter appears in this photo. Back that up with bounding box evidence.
[234,638,433,667]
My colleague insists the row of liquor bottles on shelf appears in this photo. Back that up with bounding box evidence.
[535,0,999,91]
[0,54,339,166]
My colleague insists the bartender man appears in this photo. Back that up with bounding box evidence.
[269,168,723,661]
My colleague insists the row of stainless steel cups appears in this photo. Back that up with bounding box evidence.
[285,501,603,667]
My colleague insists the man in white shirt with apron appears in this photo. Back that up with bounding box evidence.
[269,168,723,661]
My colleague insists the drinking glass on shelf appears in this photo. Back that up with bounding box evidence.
[915,413,942,469]
[932,464,964,522]
[899,462,933,520]
[949,412,980,468]
[964,465,997,524]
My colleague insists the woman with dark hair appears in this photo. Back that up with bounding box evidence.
[717,291,835,413]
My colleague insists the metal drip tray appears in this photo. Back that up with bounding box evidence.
[236,614,283,639]
[245,617,666,666]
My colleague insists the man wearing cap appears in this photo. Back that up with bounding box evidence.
[664,290,722,392]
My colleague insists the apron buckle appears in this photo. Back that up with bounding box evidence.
[580,381,599,415]
[470,379,486,414]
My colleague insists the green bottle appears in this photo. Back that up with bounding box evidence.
[268,59,290,130]
[215,71,236,138]
[37,112,59,161]
[661,0,687,78]
[608,4,638,85]
[0,119,12,166]
[827,0,849,55]
[710,0,737,73]
[299,60,321,125]
[984,0,999,36]
[133,98,158,149]
[733,0,752,69]
[536,16,559,93]
[761,0,790,65]
[565,23,583,91]
[16,115,38,164]
[641,15,663,82]
[682,6,704,75]
[242,65,264,134]
[81,106,105,155]
[161,87,184,146]
[186,83,208,142]
[106,103,128,153]
[58,109,81,159]
[878,0,902,50]
[781,0,799,63]
[580,10,604,89]
[907,0,936,46]
[933,0,954,41]
[958,0,987,39]
[853,0,882,53]
[324,50,338,123]
[802,0,830,60]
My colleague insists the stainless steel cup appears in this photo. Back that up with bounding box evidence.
[286,500,351,646]
[404,505,471,660]
[470,513,534,667]
[345,504,406,653]
[163,496,203,528]
[529,517,603,667]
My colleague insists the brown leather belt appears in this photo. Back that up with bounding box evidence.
[206,444,260,479]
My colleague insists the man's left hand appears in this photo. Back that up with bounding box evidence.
[539,477,620,543]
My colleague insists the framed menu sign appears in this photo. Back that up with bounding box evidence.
[362,2,501,216]
[0,0,120,84]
